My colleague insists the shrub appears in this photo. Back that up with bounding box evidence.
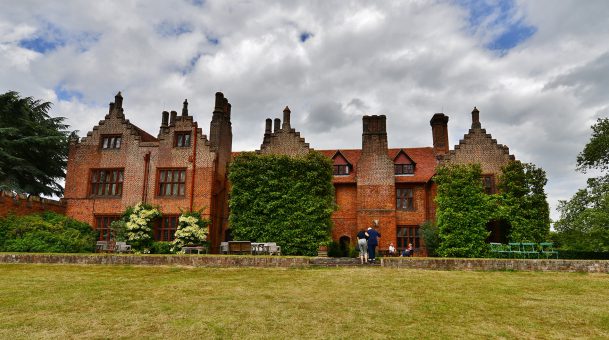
[420,220,440,257]
[171,211,209,252]
[150,241,174,254]
[0,212,96,253]
[122,203,161,251]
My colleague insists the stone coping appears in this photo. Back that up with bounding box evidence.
[0,254,608,273]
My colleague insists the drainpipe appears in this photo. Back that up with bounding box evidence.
[142,152,151,203]
[189,125,198,212]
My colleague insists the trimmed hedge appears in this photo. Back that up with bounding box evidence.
[0,212,96,253]
[557,250,609,260]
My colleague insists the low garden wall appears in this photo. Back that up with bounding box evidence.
[1,254,608,273]
[382,257,609,273]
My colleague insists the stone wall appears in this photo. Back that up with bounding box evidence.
[2,254,608,273]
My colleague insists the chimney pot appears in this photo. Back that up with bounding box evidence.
[471,107,481,129]
[265,118,272,133]
[170,111,177,125]
[114,91,123,109]
[273,118,281,133]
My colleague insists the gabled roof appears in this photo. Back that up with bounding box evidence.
[392,149,416,165]
[318,147,437,183]
[330,150,353,167]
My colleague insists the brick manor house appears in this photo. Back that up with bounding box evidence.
[64,92,515,253]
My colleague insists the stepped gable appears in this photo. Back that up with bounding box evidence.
[156,99,211,148]
[441,107,515,173]
[318,147,436,183]
[258,106,311,157]
[72,92,158,146]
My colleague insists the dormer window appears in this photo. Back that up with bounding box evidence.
[395,164,414,175]
[331,151,352,176]
[333,165,350,176]
[101,135,122,149]
[174,132,191,147]
[394,150,416,176]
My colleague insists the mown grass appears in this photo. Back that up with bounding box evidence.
[1,264,608,339]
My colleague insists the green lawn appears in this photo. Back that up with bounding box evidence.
[1,264,608,339]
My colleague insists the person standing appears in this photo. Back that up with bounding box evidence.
[356,229,369,264]
[367,220,381,263]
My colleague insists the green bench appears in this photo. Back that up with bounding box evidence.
[489,242,558,259]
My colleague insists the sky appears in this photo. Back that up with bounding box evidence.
[1,0,608,221]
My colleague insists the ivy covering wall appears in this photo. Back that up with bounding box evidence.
[228,152,334,256]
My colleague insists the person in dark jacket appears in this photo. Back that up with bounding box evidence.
[367,220,381,263]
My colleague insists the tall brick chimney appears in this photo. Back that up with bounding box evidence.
[262,118,272,146]
[182,99,188,116]
[430,113,449,155]
[273,118,281,133]
[170,111,177,126]
[471,106,481,129]
[161,111,169,127]
[362,115,388,153]
[209,92,232,153]
[114,91,123,109]
[282,106,291,130]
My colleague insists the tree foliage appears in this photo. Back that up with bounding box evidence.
[228,152,334,256]
[435,164,491,258]
[556,117,609,251]
[497,161,550,243]
[577,117,609,172]
[0,91,72,196]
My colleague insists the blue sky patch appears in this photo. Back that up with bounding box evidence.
[455,0,536,54]
[54,85,83,102]
[19,36,64,53]
[156,21,193,37]
[207,36,219,45]
[299,32,312,43]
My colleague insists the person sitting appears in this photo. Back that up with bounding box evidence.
[388,242,397,256]
[401,243,414,257]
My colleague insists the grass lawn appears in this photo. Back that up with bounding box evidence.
[1,264,608,339]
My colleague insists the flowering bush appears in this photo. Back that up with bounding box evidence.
[171,211,209,253]
[123,202,161,251]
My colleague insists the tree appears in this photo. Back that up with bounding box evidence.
[555,117,609,251]
[497,161,550,243]
[576,118,609,172]
[228,152,334,256]
[0,91,72,196]
[435,164,491,258]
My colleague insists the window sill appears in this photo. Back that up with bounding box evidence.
[395,174,415,176]
[89,195,122,199]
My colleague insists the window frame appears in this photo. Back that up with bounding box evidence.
[482,174,495,195]
[333,164,350,176]
[394,163,415,175]
[174,132,191,148]
[94,215,120,241]
[156,215,179,241]
[397,225,420,250]
[100,134,122,150]
[396,188,415,211]
[157,168,187,197]
[90,168,124,197]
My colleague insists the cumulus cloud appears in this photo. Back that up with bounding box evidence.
[1,0,609,220]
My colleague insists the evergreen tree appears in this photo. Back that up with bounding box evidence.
[435,164,491,258]
[0,91,72,196]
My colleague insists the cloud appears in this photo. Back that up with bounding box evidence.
[1,0,609,221]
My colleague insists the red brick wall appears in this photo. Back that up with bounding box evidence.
[0,192,66,217]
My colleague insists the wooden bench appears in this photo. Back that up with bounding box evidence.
[228,241,252,255]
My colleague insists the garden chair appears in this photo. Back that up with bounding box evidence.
[115,242,131,253]
[95,241,108,253]
[220,242,229,254]
[540,242,558,259]
[521,242,538,259]
[508,243,523,258]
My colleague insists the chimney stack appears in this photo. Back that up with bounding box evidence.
[108,102,115,114]
[430,113,449,155]
[214,92,225,114]
[170,111,177,126]
[362,115,388,154]
[161,111,169,127]
[262,118,272,145]
[114,92,123,109]
[282,106,291,130]
[274,118,281,133]
[182,99,188,116]
[471,107,481,129]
